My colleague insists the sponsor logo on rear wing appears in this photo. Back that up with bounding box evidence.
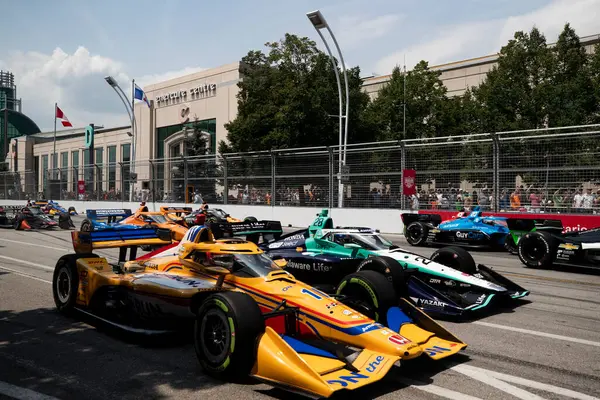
[214,220,283,235]
[86,209,132,220]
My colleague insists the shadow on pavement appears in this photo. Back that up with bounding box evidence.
[0,307,257,400]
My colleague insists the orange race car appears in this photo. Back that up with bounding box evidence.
[80,207,189,242]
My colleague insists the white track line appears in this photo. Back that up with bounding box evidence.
[396,377,483,400]
[0,266,52,284]
[452,365,545,400]
[0,380,60,400]
[0,255,54,271]
[458,365,600,400]
[0,238,70,252]
[473,321,600,348]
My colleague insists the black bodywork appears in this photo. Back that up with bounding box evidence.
[0,205,71,229]
[518,226,600,270]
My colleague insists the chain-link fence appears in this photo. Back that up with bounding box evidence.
[11,124,600,213]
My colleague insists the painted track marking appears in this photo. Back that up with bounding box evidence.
[453,364,544,399]
[0,265,52,284]
[453,364,600,400]
[0,238,71,252]
[473,321,600,348]
[395,377,483,400]
[0,380,60,400]
[0,255,54,271]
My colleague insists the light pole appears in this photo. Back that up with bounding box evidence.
[105,76,137,202]
[306,9,350,208]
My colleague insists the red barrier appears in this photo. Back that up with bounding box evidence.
[418,210,600,233]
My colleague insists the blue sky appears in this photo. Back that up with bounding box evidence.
[0,0,598,130]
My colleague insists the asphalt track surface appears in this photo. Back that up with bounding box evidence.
[1,218,600,400]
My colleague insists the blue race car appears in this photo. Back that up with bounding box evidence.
[401,208,509,249]
[80,209,143,232]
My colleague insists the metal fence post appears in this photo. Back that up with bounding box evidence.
[490,132,499,212]
[327,147,333,209]
[271,151,276,207]
[222,155,228,205]
[118,162,124,202]
[183,155,188,203]
[400,141,406,210]
[149,160,154,203]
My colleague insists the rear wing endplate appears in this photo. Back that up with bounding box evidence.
[400,213,443,226]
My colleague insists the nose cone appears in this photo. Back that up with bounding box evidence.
[362,328,423,359]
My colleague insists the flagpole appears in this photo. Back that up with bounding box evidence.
[130,79,135,203]
[53,102,57,179]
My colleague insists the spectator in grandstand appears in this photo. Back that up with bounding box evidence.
[463,192,473,211]
[478,189,489,211]
[529,189,541,213]
[552,188,564,212]
[472,190,478,205]
[499,188,509,211]
[582,188,594,211]
[410,193,419,210]
[573,189,583,213]
[510,189,521,210]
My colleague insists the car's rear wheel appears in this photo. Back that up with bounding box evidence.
[194,292,264,379]
[80,219,93,232]
[336,270,397,326]
[52,254,98,314]
[405,221,429,246]
[430,246,477,275]
[518,231,556,269]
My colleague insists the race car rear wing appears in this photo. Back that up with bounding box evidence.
[400,213,443,227]
[72,227,173,261]
[209,220,283,243]
[86,208,132,221]
[159,206,193,216]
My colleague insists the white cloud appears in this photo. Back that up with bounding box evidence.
[336,14,403,49]
[136,67,208,88]
[0,47,205,131]
[375,0,600,74]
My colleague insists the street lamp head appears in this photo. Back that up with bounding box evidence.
[126,131,133,137]
[306,10,328,30]
[104,76,118,88]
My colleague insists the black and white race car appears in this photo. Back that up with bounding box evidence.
[518,226,600,270]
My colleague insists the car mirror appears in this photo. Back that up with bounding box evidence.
[204,266,231,275]
[274,259,287,268]
[344,243,361,249]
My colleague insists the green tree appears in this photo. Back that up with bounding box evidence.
[364,61,447,141]
[546,24,596,127]
[476,27,553,132]
[221,33,371,153]
[589,42,600,123]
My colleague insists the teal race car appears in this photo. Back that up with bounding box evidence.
[261,210,529,318]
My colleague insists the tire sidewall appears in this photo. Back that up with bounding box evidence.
[52,259,79,313]
[406,222,428,246]
[518,232,553,268]
[80,219,93,232]
[357,256,405,292]
[430,246,477,275]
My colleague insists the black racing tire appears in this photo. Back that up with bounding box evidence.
[405,221,429,246]
[194,292,264,379]
[336,270,397,326]
[518,231,556,269]
[244,216,258,222]
[52,253,98,314]
[430,246,477,275]
[356,256,406,294]
[80,219,93,232]
[206,216,218,224]
[504,234,518,255]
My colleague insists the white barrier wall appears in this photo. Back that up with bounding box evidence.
[1,200,413,234]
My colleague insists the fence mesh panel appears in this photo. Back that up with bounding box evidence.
[10,125,600,214]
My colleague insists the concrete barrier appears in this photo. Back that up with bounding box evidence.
[0,200,412,234]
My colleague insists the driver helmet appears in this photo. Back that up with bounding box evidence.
[334,233,352,244]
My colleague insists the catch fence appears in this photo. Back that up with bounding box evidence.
[3,125,600,214]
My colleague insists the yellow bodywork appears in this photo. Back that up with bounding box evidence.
[69,227,466,398]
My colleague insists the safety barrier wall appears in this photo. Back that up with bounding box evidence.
[419,210,600,233]
[0,200,412,234]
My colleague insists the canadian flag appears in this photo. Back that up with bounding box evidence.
[55,105,73,127]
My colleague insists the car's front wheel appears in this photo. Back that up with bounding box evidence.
[336,270,397,326]
[194,292,264,379]
[80,219,93,232]
[518,231,556,269]
[430,246,477,275]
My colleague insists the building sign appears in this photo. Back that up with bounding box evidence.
[155,83,217,106]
